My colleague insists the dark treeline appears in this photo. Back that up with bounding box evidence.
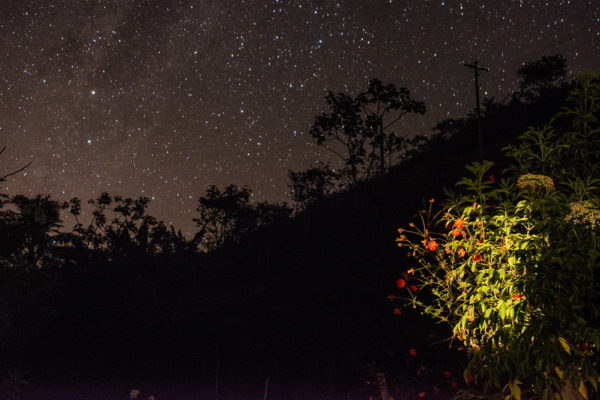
[0,55,577,399]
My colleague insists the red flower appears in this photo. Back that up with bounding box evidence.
[443,371,452,378]
[458,248,466,258]
[451,228,462,238]
[472,254,482,262]
[393,307,402,315]
[453,218,465,229]
[466,375,474,384]
[427,240,439,251]
[396,278,406,289]
[409,285,418,292]
[409,348,417,356]
[511,294,523,301]
[450,381,457,389]
[581,342,590,352]
[489,174,495,183]
[418,392,426,398]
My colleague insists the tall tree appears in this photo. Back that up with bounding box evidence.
[310,79,424,184]
[193,184,253,251]
[288,164,340,210]
[3,194,62,267]
[360,79,425,174]
[518,54,567,98]
[310,91,366,184]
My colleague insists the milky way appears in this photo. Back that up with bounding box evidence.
[1,0,598,234]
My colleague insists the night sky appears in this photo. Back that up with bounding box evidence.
[1,0,598,234]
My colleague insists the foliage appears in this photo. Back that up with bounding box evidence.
[310,78,425,184]
[60,192,193,260]
[193,184,291,251]
[394,73,600,399]
[288,164,341,210]
[0,194,62,268]
[518,54,567,97]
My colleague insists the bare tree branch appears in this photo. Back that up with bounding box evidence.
[0,161,32,182]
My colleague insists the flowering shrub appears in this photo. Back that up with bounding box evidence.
[394,73,600,399]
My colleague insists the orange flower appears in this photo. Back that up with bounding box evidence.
[409,348,417,356]
[453,218,465,229]
[458,248,466,257]
[407,267,415,275]
[396,278,406,289]
[473,202,478,209]
[418,392,426,398]
[451,228,462,238]
[472,254,482,262]
[445,246,452,254]
[511,294,523,301]
[429,198,435,203]
[393,307,402,315]
[427,240,439,251]
[397,228,403,234]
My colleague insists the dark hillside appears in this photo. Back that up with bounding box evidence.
[7,80,571,399]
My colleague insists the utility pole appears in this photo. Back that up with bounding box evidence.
[464,61,489,157]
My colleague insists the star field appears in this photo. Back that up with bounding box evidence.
[1,0,599,234]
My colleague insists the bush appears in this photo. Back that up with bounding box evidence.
[394,73,600,399]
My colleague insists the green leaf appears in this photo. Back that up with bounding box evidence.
[509,380,522,400]
[579,380,588,400]
[558,337,571,355]
[499,301,507,320]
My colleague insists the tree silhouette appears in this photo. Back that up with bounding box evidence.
[193,185,292,251]
[3,194,62,268]
[61,193,194,260]
[193,184,253,251]
[361,79,426,174]
[310,78,424,184]
[250,201,292,228]
[518,54,567,99]
[288,164,340,210]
